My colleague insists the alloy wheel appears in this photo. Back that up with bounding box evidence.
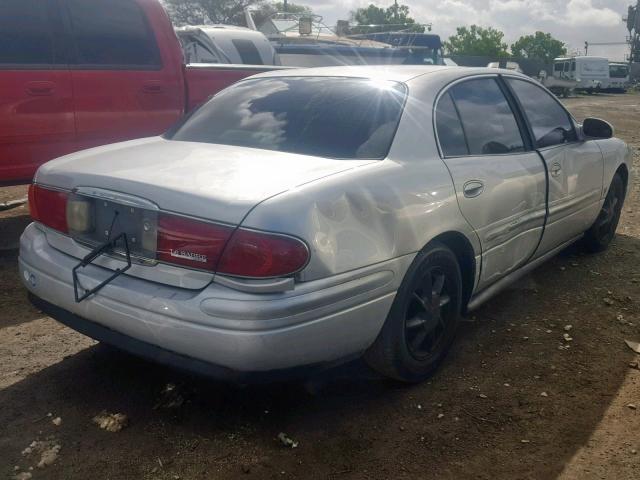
[404,268,454,360]
[594,182,622,244]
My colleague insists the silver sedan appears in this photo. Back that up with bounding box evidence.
[20,66,631,382]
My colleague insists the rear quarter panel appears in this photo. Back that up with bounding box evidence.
[596,137,633,196]
[241,158,478,283]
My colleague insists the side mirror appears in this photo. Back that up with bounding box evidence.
[582,118,613,139]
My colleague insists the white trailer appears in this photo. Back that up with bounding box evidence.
[552,56,609,93]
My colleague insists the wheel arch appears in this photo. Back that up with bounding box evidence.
[615,163,629,198]
[425,231,477,312]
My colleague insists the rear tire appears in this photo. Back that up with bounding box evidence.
[582,173,624,253]
[364,243,462,383]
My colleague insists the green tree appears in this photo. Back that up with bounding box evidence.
[511,31,567,63]
[350,2,426,33]
[164,0,263,26]
[444,25,509,57]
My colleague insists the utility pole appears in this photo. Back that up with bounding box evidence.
[625,0,640,63]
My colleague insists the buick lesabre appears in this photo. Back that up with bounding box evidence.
[20,66,631,382]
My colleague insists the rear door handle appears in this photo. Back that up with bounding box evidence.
[26,81,55,96]
[550,162,562,177]
[463,180,485,198]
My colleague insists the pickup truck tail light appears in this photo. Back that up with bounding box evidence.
[28,184,69,234]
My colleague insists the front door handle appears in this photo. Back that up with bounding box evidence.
[463,180,485,198]
[550,162,562,177]
[26,81,55,96]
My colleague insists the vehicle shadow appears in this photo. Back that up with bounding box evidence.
[0,212,50,327]
[1,234,638,479]
[0,210,30,251]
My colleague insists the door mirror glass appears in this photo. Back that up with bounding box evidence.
[582,118,613,139]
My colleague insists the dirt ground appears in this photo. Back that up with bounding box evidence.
[1,93,640,480]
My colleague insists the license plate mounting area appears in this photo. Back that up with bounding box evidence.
[72,232,132,303]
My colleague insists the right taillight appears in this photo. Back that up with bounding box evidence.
[156,213,308,278]
[217,228,309,278]
[29,184,69,233]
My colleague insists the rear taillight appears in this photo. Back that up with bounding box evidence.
[28,184,69,233]
[28,185,309,279]
[217,228,309,278]
[157,214,308,278]
[157,213,233,271]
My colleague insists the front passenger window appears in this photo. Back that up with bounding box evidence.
[506,79,577,148]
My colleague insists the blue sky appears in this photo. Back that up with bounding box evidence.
[298,0,632,60]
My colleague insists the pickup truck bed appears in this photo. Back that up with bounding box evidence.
[184,64,289,111]
[0,0,287,185]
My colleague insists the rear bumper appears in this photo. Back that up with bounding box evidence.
[28,293,344,382]
[20,223,406,376]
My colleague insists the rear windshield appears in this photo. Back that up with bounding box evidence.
[169,77,407,159]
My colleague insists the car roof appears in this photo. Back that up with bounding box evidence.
[249,65,531,83]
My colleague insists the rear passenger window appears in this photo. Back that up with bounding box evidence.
[506,79,577,148]
[231,39,263,65]
[65,0,161,67]
[0,0,54,65]
[449,78,525,155]
[436,92,469,157]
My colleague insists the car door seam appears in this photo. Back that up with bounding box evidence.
[500,77,550,264]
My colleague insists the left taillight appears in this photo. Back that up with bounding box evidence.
[156,213,234,271]
[28,184,69,234]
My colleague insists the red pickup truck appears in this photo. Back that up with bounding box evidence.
[0,0,285,185]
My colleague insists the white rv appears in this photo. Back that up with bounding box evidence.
[552,56,609,92]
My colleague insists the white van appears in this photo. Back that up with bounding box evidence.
[552,56,609,92]
[606,62,630,92]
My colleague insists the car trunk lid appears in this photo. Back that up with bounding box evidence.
[37,137,370,225]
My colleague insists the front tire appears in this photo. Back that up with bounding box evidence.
[582,173,624,253]
[364,243,462,383]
